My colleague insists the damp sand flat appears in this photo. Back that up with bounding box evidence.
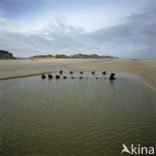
[0,73,156,156]
[0,58,156,89]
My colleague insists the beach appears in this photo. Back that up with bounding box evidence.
[1,59,156,156]
[0,58,156,89]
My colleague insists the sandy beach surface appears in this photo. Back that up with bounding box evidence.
[0,58,156,89]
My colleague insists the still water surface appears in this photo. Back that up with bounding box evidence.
[0,72,156,156]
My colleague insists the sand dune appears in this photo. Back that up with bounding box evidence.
[0,58,156,89]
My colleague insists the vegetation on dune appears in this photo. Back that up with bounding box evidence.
[30,53,115,59]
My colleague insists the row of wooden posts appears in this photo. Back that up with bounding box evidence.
[41,71,116,80]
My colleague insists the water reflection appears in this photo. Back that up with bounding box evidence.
[0,73,156,156]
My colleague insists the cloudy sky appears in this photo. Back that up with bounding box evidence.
[0,0,156,58]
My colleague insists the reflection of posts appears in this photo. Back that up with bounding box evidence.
[48,74,53,79]
[109,73,116,80]
[41,74,46,79]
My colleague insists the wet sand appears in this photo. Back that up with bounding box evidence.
[0,58,156,88]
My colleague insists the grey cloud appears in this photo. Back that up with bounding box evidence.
[0,2,156,58]
[83,5,156,57]
[0,24,87,57]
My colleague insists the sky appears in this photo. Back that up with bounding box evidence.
[0,0,156,58]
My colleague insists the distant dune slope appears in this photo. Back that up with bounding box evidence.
[0,50,15,59]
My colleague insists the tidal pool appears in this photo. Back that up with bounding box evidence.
[0,72,156,156]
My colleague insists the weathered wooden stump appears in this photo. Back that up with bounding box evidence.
[56,75,60,79]
[59,70,63,75]
[80,71,83,75]
[109,73,116,80]
[102,71,106,75]
[70,71,73,75]
[48,74,53,79]
[41,74,46,79]
[92,71,95,75]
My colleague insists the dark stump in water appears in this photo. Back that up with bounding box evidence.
[71,76,75,79]
[63,76,67,79]
[70,71,73,75]
[59,70,63,75]
[109,73,116,80]
[80,71,83,75]
[102,71,106,75]
[79,76,83,79]
[41,74,46,79]
[48,74,53,79]
[92,71,95,75]
[56,75,60,79]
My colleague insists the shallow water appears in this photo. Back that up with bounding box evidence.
[0,72,156,156]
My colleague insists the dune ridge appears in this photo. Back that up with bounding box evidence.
[30,53,115,59]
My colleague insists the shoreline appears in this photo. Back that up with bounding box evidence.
[0,58,156,90]
[1,71,156,92]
